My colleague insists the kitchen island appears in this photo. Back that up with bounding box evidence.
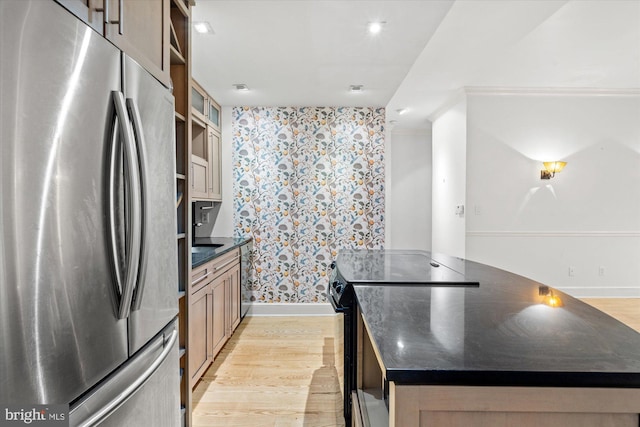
[349,253,640,427]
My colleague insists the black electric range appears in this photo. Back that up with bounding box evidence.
[328,249,479,425]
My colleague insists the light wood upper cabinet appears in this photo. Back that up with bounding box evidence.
[104,0,171,87]
[191,80,222,202]
[208,99,220,130]
[208,127,222,201]
[55,0,105,33]
[191,81,208,123]
[56,0,171,87]
[191,117,210,200]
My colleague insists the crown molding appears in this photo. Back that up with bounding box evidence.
[463,86,640,97]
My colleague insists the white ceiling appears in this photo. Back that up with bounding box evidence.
[192,0,640,130]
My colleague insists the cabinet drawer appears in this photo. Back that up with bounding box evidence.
[191,249,239,292]
[190,262,213,293]
[211,249,239,278]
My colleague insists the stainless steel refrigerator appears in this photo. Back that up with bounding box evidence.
[1,1,180,425]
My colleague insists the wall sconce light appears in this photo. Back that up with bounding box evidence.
[540,161,567,180]
[539,286,564,308]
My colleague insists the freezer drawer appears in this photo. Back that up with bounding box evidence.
[70,319,180,427]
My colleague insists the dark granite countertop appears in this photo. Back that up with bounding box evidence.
[352,251,640,388]
[191,236,252,268]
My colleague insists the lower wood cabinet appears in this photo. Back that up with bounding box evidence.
[211,274,227,357]
[189,248,241,388]
[229,265,240,331]
[188,282,211,389]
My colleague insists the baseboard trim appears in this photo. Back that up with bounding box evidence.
[245,302,336,317]
[467,231,640,238]
[559,287,640,298]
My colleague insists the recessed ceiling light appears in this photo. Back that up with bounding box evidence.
[193,21,214,34]
[233,84,249,91]
[349,85,364,93]
[367,21,386,34]
[396,108,408,115]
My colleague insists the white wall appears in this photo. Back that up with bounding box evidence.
[465,90,640,297]
[386,128,432,251]
[431,98,467,258]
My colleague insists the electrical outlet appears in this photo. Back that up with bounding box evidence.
[474,205,481,215]
[568,266,575,277]
[203,212,209,224]
[599,266,605,277]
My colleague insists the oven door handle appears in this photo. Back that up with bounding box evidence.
[327,287,349,313]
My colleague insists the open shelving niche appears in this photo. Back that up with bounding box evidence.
[169,0,192,425]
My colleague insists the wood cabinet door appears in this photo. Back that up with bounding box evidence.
[104,0,170,87]
[55,0,105,33]
[189,283,212,388]
[191,155,209,200]
[208,99,220,130]
[191,82,208,123]
[191,117,211,201]
[208,127,222,201]
[229,264,241,332]
[211,276,227,358]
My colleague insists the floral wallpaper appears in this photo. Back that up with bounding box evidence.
[233,107,385,303]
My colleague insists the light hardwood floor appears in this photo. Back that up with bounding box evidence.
[192,299,639,426]
[192,316,345,427]
[582,298,640,332]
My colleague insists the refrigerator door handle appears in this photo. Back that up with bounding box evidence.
[111,91,142,320]
[70,327,178,427]
[126,98,149,311]
[108,91,126,313]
